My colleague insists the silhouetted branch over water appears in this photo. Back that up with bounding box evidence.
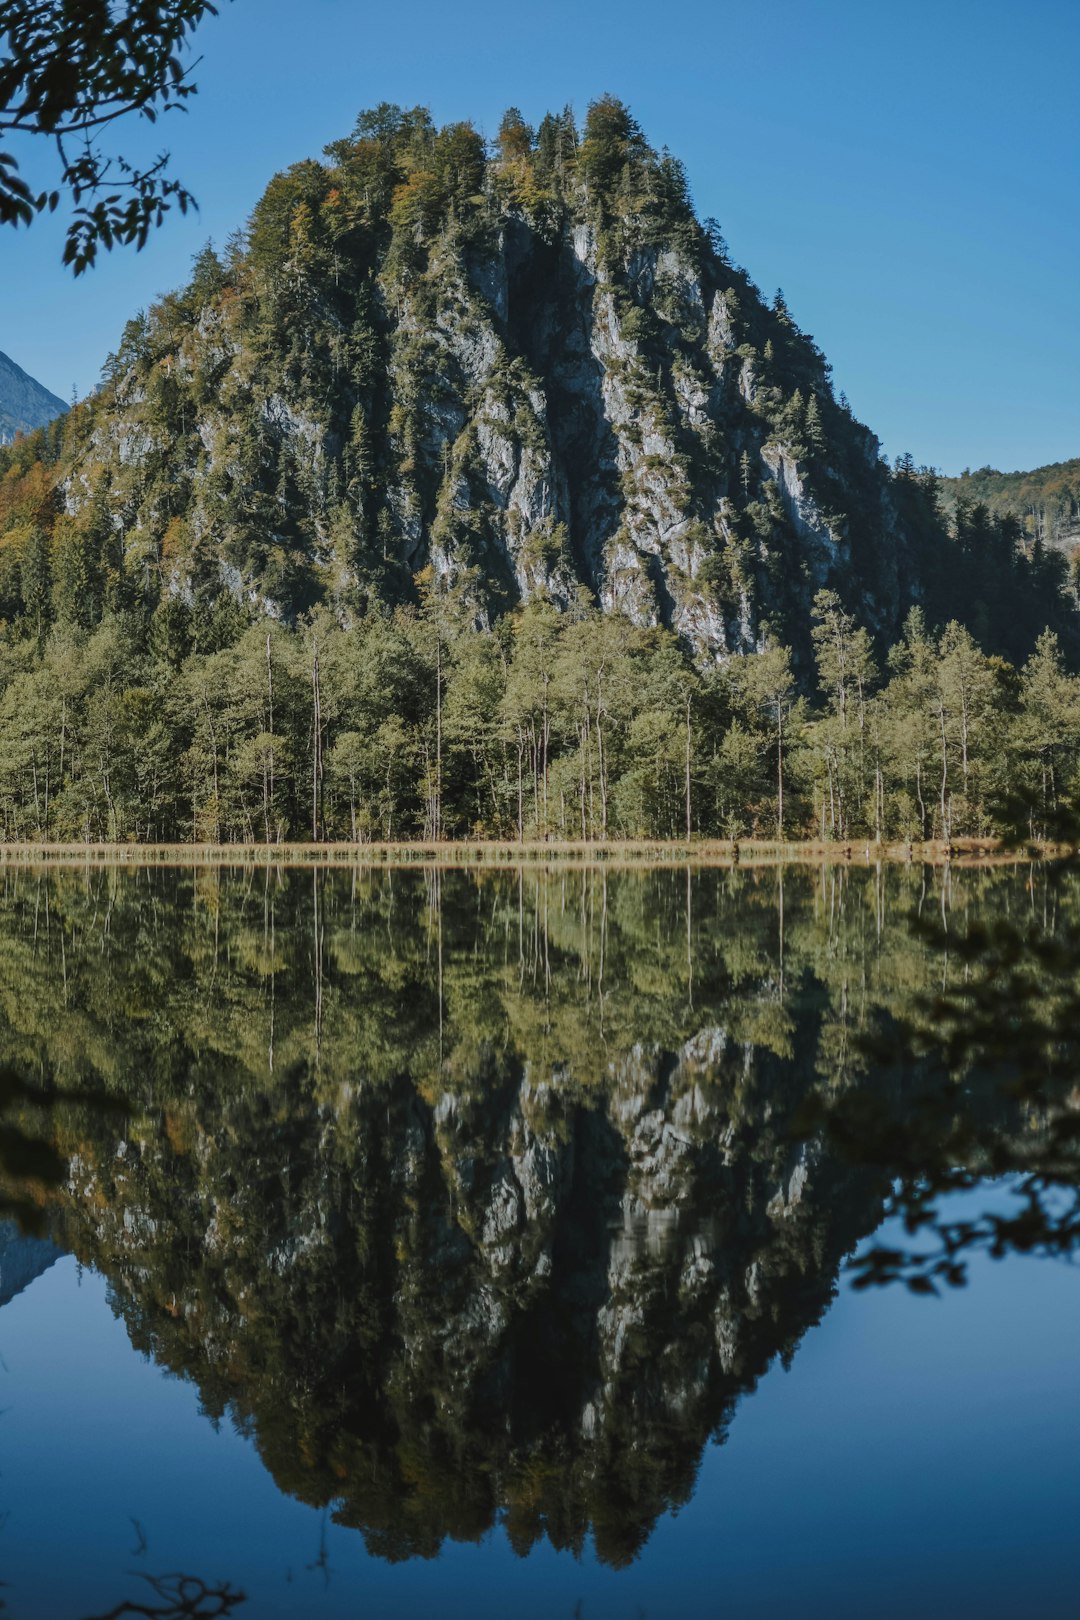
[83,1573,246,1619]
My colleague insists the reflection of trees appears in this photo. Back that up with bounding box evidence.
[84,1574,245,1619]
[817,879,1080,1290]
[0,863,1074,1565]
[0,1062,67,1228]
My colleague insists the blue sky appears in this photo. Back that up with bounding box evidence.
[2,0,1077,475]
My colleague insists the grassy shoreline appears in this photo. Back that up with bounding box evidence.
[0,837,1068,870]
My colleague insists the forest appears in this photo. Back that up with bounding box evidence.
[0,577,1072,845]
[939,458,1080,555]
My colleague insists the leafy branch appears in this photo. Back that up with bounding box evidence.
[0,1,229,271]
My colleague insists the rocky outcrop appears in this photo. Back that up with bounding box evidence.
[15,104,951,664]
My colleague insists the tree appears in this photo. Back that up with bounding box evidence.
[936,621,996,833]
[0,1,229,272]
[1016,631,1080,838]
[496,107,532,164]
[579,95,644,197]
[877,608,940,841]
[739,643,797,839]
[808,589,877,837]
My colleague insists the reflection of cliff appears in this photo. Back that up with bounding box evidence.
[0,1219,62,1307]
[57,1036,881,1566]
[0,863,1060,1565]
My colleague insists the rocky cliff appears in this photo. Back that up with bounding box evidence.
[5,99,1066,664]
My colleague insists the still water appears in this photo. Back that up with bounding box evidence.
[0,861,1076,1618]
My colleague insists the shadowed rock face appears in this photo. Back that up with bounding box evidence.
[0,862,1072,1566]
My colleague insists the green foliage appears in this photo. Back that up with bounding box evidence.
[0,576,1071,844]
[938,457,1080,552]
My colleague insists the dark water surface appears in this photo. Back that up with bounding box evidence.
[0,862,1076,1618]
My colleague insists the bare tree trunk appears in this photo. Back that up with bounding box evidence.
[684,692,692,840]
[31,754,41,839]
[435,631,443,841]
[202,695,220,844]
[266,633,275,843]
[938,701,950,841]
[311,647,322,841]
[517,730,524,843]
[596,670,608,840]
[542,673,550,839]
[776,700,784,840]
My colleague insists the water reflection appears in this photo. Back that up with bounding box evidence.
[0,1218,61,1306]
[0,861,1075,1573]
[83,1574,246,1620]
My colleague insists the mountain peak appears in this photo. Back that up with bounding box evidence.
[0,350,66,446]
[0,101,1072,668]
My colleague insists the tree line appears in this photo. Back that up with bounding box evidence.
[0,582,1074,845]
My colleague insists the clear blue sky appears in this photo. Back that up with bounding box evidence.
[2,0,1077,475]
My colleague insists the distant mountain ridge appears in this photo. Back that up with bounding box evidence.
[0,1219,62,1308]
[0,349,66,445]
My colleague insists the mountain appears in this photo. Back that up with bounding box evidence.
[0,99,1069,666]
[0,1219,62,1307]
[0,101,1077,847]
[0,350,66,446]
[938,458,1080,563]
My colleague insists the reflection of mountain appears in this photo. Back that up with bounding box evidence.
[0,1219,62,1307]
[59,1034,882,1566]
[0,863,1060,1565]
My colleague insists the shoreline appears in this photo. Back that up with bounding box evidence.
[0,837,1069,870]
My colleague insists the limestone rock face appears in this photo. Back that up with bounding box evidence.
[27,105,939,662]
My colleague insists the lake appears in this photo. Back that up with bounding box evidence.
[0,860,1076,1618]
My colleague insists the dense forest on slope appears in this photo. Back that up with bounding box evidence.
[2,863,1073,1563]
[938,458,1080,565]
[0,99,1076,844]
